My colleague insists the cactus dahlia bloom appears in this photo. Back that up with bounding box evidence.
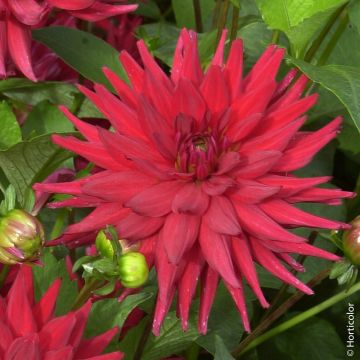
[35,30,354,334]
[0,0,137,81]
[0,266,123,359]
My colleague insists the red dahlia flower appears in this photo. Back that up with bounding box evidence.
[0,0,137,81]
[35,30,354,335]
[0,265,123,359]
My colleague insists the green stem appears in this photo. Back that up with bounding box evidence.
[232,267,330,357]
[212,0,222,29]
[133,316,153,360]
[0,264,10,288]
[193,0,203,33]
[271,30,280,44]
[304,3,347,63]
[71,278,104,310]
[316,11,349,66]
[230,4,240,43]
[216,0,230,45]
[239,281,360,356]
[186,342,201,360]
[49,208,68,240]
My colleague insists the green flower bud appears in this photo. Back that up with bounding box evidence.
[343,216,360,266]
[0,209,45,265]
[118,252,149,288]
[95,230,114,259]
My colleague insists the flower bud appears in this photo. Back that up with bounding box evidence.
[0,209,45,265]
[118,252,149,288]
[95,230,114,259]
[343,216,360,266]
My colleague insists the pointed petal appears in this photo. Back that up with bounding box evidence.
[198,266,219,334]
[203,196,241,235]
[231,236,269,307]
[250,238,313,294]
[125,181,184,217]
[199,224,240,287]
[9,0,48,26]
[44,347,73,360]
[33,279,61,328]
[234,203,306,242]
[7,16,37,81]
[260,199,348,229]
[172,182,209,215]
[5,334,40,360]
[161,213,201,264]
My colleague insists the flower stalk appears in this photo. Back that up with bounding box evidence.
[237,280,360,357]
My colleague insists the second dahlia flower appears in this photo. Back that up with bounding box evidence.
[0,0,137,80]
[0,265,123,359]
[35,30,354,335]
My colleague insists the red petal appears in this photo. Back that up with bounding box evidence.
[0,321,14,355]
[199,224,240,287]
[172,182,209,215]
[9,0,48,26]
[0,20,7,78]
[7,16,37,81]
[125,181,184,217]
[119,51,144,92]
[198,266,219,334]
[5,334,40,360]
[231,236,269,307]
[74,328,119,358]
[39,313,76,352]
[117,213,164,241]
[33,279,61,328]
[203,196,241,235]
[6,268,37,336]
[200,65,229,115]
[225,39,243,99]
[250,238,313,294]
[231,179,280,204]
[260,199,348,229]
[66,203,128,234]
[178,247,204,330]
[234,203,306,242]
[161,213,201,264]
[288,187,355,204]
[47,0,95,10]
[235,150,282,179]
[224,282,250,332]
[44,347,73,360]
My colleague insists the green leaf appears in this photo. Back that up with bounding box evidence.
[330,260,352,279]
[214,335,236,360]
[0,134,71,206]
[32,251,79,316]
[171,0,215,29]
[22,100,74,138]
[349,0,360,34]
[142,309,199,360]
[274,316,345,360]
[0,101,21,149]
[291,59,360,132]
[255,0,347,56]
[135,0,161,19]
[33,26,128,89]
[0,185,16,214]
[85,292,154,337]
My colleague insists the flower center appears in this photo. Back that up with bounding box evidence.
[176,133,218,180]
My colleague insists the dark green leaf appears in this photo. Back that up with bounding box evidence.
[135,0,161,19]
[274,316,345,360]
[214,335,236,360]
[349,0,360,34]
[0,134,71,206]
[85,292,154,337]
[0,101,21,149]
[22,100,74,138]
[290,60,360,132]
[33,26,128,88]
[142,309,199,360]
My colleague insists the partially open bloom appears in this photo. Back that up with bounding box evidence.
[35,30,354,334]
[0,0,137,80]
[0,265,123,359]
[0,209,44,265]
[343,215,360,266]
